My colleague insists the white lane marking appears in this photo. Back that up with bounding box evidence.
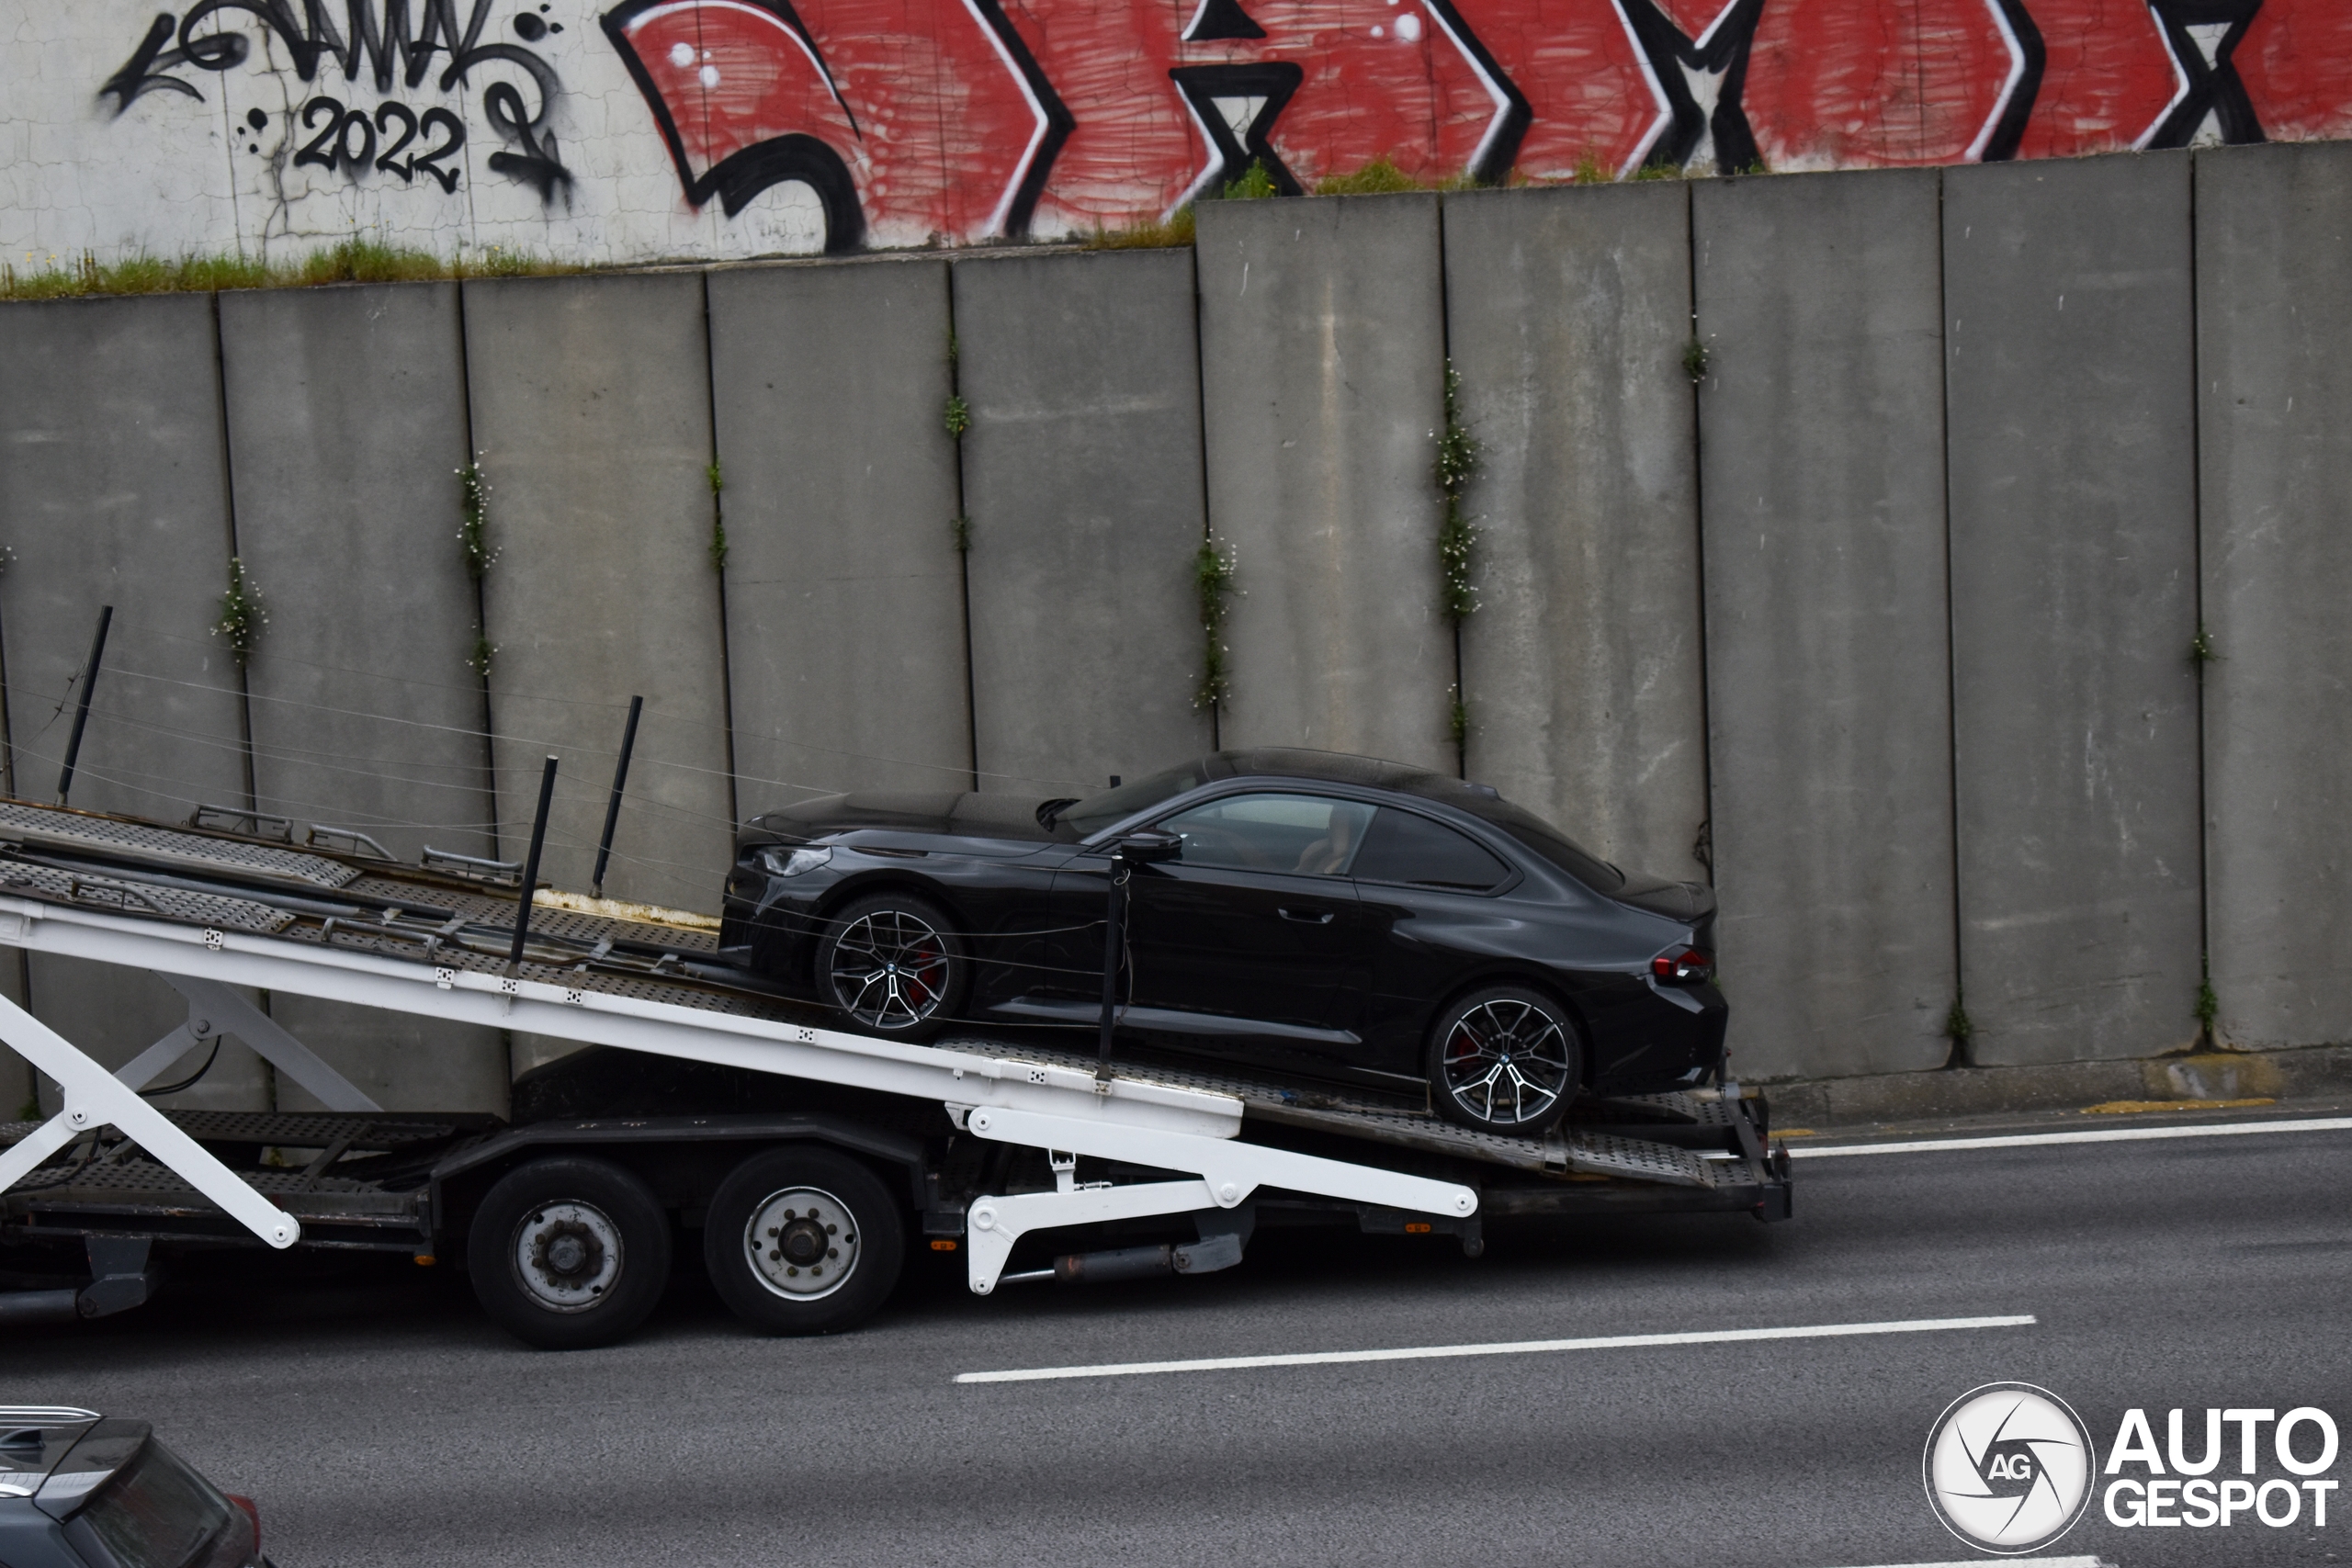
[1790,1115,2352,1158]
[956,1313,2035,1385]
[1826,1558,2112,1568]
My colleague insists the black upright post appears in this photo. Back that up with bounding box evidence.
[1095,863,1129,1080]
[55,604,114,807]
[590,694,642,899]
[509,754,560,969]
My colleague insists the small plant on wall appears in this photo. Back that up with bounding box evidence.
[213,557,265,668]
[1434,361,1480,623]
[1193,537,1238,710]
[457,461,499,675]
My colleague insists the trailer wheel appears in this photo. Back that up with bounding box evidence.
[814,892,967,1041]
[1427,985,1582,1135]
[467,1156,673,1349]
[703,1146,904,1335]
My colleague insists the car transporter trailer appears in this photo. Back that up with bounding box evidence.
[0,796,1792,1346]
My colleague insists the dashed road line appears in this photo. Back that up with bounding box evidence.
[1787,1115,2352,1158]
[956,1313,2037,1385]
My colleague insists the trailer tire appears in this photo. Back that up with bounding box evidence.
[704,1146,904,1335]
[467,1156,673,1350]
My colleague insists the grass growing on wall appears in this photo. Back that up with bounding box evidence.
[0,238,582,301]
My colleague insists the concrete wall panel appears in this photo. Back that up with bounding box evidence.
[220,281,497,863]
[2196,141,2352,1050]
[1444,182,1708,883]
[0,292,268,1105]
[1195,195,1453,771]
[1694,168,1956,1080]
[708,259,973,809]
[465,273,735,917]
[1944,152,2203,1066]
[955,249,1214,795]
[219,280,507,1112]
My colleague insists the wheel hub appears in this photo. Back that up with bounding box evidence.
[744,1186,860,1301]
[512,1201,624,1313]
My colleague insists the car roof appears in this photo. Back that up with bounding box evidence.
[1209,748,1487,799]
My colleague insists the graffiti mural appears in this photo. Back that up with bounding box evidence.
[17,0,2352,263]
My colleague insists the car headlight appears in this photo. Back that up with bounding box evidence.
[755,845,832,877]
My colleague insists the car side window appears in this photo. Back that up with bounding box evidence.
[1351,807,1511,892]
[1158,793,1375,876]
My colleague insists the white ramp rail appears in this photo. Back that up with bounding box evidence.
[0,889,1477,1292]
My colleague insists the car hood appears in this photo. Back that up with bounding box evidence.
[1610,873,1715,923]
[747,791,1068,847]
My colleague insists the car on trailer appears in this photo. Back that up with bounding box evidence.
[0,789,1787,1351]
[722,749,1725,1134]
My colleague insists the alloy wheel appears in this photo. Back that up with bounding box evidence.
[1440,998,1575,1127]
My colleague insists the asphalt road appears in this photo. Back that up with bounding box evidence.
[12,1117,2352,1568]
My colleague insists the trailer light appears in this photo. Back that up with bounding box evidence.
[757,845,831,878]
[1404,1222,1431,1235]
[930,1238,958,1251]
[413,1254,435,1267]
[1651,948,1713,986]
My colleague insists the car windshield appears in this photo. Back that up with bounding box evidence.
[78,1439,231,1568]
[1059,761,1209,839]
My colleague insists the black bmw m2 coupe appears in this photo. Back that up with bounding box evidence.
[719,749,1724,1136]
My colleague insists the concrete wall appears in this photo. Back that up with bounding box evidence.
[1195,194,1454,772]
[954,249,1214,795]
[1443,181,1708,883]
[709,258,974,810]
[1944,152,2205,1067]
[6,144,2352,1106]
[218,279,509,1113]
[1693,168,1958,1081]
[2196,141,2352,1051]
[464,272,736,921]
[0,292,274,1109]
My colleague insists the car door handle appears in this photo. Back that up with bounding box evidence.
[1278,907,1334,924]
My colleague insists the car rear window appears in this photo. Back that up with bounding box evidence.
[1351,808,1511,892]
[79,1439,231,1568]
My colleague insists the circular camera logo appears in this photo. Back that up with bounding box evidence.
[1923,1382,2097,1554]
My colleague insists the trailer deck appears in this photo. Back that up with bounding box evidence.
[0,796,1788,1333]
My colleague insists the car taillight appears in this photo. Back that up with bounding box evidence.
[227,1495,259,1554]
[1651,948,1713,986]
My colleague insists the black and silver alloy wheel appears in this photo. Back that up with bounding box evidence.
[1428,986,1582,1135]
[815,893,967,1040]
[466,1156,673,1349]
[705,1146,904,1335]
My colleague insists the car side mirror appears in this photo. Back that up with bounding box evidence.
[1112,829,1183,866]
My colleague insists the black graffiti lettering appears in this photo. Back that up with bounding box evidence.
[412,107,465,190]
[374,100,419,177]
[174,0,486,91]
[335,103,378,168]
[293,93,345,170]
[1617,0,1770,175]
[112,0,551,197]
[99,12,209,115]
[288,93,463,186]
[2144,0,2267,148]
[482,79,571,201]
